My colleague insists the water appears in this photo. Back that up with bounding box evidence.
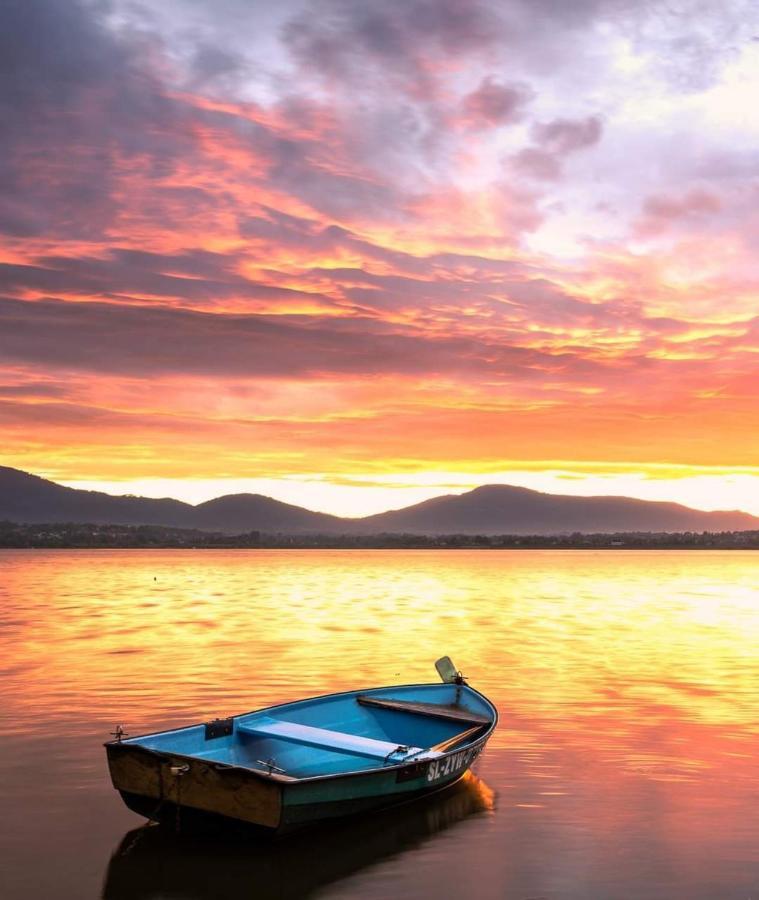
[1,549,757,899]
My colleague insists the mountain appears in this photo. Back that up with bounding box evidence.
[192,494,343,533]
[1,467,757,535]
[0,466,190,527]
[0,467,343,534]
[354,484,759,534]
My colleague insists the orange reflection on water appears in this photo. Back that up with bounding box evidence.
[1,549,758,899]
[2,549,758,738]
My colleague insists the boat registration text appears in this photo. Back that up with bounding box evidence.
[426,745,481,782]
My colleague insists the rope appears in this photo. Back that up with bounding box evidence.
[383,744,410,766]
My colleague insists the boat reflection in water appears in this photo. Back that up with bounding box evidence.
[102,772,494,900]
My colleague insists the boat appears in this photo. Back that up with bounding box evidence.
[105,657,497,834]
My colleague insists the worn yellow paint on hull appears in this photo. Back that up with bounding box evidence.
[107,745,282,829]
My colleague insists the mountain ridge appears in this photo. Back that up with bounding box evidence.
[1,466,757,535]
[356,483,758,534]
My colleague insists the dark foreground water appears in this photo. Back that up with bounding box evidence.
[1,549,758,899]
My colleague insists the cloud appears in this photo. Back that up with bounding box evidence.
[1,0,757,491]
[0,381,68,399]
[635,188,723,237]
[459,78,534,128]
[0,296,564,380]
[0,0,129,111]
[511,147,563,181]
[511,116,603,181]
[0,1,179,238]
[532,116,603,153]
[0,253,333,309]
[284,0,504,94]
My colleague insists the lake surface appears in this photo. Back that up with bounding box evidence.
[1,549,758,899]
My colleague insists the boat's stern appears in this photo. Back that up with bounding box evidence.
[106,739,284,831]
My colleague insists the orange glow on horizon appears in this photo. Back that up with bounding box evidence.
[31,465,759,519]
[1,2,756,511]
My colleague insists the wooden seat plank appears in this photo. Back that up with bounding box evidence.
[357,695,491,725]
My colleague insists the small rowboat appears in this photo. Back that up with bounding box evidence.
[105,657,497,834]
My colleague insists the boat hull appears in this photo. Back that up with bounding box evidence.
[108,737,489,833]
[107,742,283,830]
[280,736,487,831]
[106,682,496,834]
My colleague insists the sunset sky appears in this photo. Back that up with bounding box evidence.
[1,0,758,516]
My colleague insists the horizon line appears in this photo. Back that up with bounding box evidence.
[5,465,757,521]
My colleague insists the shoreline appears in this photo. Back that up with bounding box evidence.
[1,521,757,551]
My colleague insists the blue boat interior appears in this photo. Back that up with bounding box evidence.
[125,684,493,779]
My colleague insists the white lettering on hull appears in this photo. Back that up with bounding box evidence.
[426,745,481,783]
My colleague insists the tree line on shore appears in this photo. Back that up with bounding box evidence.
[0,521,757,549]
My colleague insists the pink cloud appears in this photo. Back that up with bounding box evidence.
[636,189,723,237]
[459,78,533,128]
[510,115,603,181]
[0,0,757,484]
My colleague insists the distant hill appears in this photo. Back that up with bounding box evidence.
[0,467,343,534]
[1,467,757,535]
[192,493,343,533]
[353,484,759,534]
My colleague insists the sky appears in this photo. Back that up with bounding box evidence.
[1,0,758,517]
